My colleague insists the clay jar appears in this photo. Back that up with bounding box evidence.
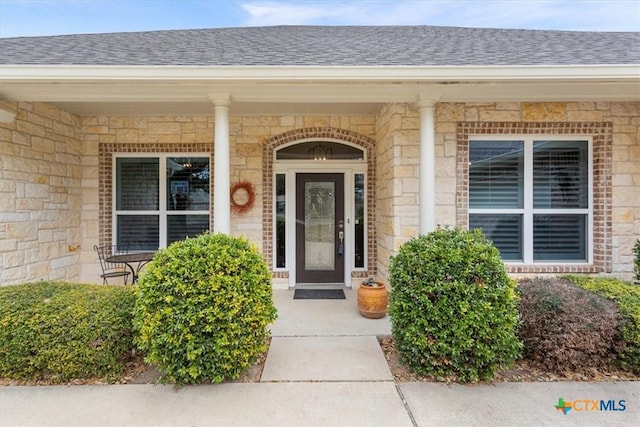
[357,280,389,319]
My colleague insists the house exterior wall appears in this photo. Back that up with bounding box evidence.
[435,101,640,281]
[0,100,638,285]
[374,103,421,282]
[86,113,376,285]
[0,102,83,284]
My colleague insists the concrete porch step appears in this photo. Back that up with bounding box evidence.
[261,336,394,382]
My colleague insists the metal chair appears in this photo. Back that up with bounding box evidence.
[94,244,131,285]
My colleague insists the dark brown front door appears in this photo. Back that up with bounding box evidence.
[296,173,344,284]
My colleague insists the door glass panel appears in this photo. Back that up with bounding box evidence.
[354,173,365,268]
[277,141,364,160]
[305,181,335,270]
[275,174,286,268]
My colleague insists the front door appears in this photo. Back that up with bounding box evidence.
[296,173,344,284]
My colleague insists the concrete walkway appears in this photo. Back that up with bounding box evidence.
[1,289,639,426]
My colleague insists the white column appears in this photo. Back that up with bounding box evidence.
[211,95,231,234]
[418,101,436,234]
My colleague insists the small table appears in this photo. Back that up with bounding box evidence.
[105,252,155,284]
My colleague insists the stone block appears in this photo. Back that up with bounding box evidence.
[2,251,24,268]
[610,102,640,117]
[1,266,27,283]
[478,110,521,122]
[612,174,633,186]
[612,147,630,161]
[31,136,55,153]
[0,238,17,252]
[115,128,139,142]
[567,110,604,122]
[148,122,181,135]
[53,121,76,138]
[436,103,465,122]
[613,133,636,146]
[280,116,295,126]
[6,222,37,239]
[523,103,566,121]
[27,112,54,129]
[17,120,46,137]
[82,125,110,134]
[34,102,61,121]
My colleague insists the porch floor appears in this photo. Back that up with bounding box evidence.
[270,289,391,337]
[265,289,393,383]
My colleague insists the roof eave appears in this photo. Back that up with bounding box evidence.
[1,64,639,82]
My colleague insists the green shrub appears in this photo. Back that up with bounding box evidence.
[564,275,640,373]
[388,227,522,382]
[518,278,623,373]
[0,282,136,383]
[134,233,277,385]
[634,239,640,284]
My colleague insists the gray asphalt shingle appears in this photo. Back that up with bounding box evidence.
[0,25,638,66]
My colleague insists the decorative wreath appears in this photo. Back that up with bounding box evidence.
[230,181,256,215]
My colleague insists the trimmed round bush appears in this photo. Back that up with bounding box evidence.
[0,282,136,383]
[518,278,623,373]
[389,227,522,382]
[133,233,277,385]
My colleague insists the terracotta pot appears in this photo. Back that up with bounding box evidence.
[357,282,389,319]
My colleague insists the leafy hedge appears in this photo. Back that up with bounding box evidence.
[564,275,640,373]
[0,282,136,383]
[134,233,277,385]
[389,227,522,382]
[518,278,623,373]
[634,239,640,284]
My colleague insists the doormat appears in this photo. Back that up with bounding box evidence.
[293,289,346,300]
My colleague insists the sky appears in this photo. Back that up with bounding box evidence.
[0,0,638,38]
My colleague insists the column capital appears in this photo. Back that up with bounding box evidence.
[415,95,436,110]
[208,93,231,107]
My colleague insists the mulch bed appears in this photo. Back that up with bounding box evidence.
[378,336,639,383]
[3,336,637,386]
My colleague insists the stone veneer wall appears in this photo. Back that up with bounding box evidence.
[84,114,376,284]
[81,115,215,283]
[374,104,421,283]
[0,102,83,285]
[2,100,637,285]
[436,102,639,280]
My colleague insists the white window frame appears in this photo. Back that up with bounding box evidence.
[112,152,210,249]
[469,135,593,265]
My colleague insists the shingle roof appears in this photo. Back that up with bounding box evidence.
[0,25,638,66]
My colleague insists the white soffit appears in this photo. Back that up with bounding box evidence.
[1,64,639,116]
[1,64,639,81]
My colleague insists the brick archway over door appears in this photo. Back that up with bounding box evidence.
[262,127,377,279]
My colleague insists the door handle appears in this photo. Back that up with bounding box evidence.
[338,231,344,255]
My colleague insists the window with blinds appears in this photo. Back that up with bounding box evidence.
[115,155,210,250]
[469,138,590,263]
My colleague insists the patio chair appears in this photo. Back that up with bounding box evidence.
[94,244,131,285]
